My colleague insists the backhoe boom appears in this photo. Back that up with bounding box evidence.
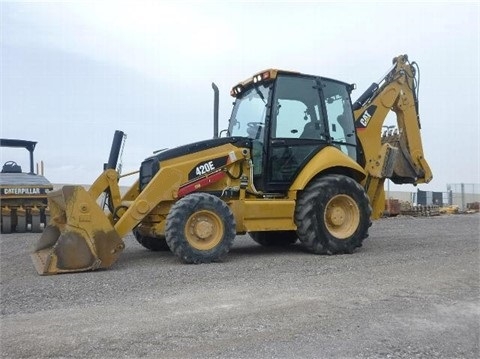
[353,54,432,218]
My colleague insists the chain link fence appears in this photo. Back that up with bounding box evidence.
[446,183,480,211]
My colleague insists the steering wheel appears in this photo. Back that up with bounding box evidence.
[4,161,18,167]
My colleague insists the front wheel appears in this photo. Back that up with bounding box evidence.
[295,175,371,254]
[165,193,236,263]
[133,228,170,251]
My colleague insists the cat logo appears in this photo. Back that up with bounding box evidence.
[356,105,377,129]
[360,110,372,127]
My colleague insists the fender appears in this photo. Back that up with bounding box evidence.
[290,146,366,191]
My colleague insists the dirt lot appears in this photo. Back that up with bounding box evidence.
[1,214,479,358]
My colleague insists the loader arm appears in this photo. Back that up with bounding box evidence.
[31,138,249,275]
[352,54,432,218]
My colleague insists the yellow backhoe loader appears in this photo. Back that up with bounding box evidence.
[32,54,432,275]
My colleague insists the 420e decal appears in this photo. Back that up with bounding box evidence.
[188,156,229,180]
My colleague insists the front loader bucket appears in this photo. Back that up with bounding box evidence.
[31,186,125,275]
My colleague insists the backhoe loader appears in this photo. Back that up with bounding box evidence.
[31,54,432,275]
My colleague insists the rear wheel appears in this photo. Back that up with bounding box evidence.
[31,214,41,233]
[165,193,236,264]
[16,214,26,233]
[249,231,297,246]
[1,214,11,233]
[133,228,170,251]
[295,174,371,254]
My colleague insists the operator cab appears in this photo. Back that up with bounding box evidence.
[228,69,357,192]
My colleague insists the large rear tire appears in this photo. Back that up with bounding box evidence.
[295,174,371,254]
[16,215,26,233]
[165,193,236,264]
[133,228,170,251]
[31,214,41,233]
[1,214,11,233]
[249,231,298,247]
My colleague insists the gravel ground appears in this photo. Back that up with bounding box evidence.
[1,214,479,358]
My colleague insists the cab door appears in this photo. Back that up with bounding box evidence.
[264,75,328,193]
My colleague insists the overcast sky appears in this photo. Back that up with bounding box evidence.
[1,1,479,192]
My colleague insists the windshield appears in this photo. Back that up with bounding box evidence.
[228,84,270,140]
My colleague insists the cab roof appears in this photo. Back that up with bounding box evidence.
[0,139,37,152]
[230,68,352,98]
[231,69,300,97]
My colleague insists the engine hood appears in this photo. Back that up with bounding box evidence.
[146,137,251,163]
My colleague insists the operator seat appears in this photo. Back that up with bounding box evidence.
[300,121,324,139]
[247,123,264,140]
[2,161,22,173]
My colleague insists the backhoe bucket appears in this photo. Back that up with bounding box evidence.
[382,133,426,184]
[31,185,125,275]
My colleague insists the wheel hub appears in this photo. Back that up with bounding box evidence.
[329,206,346,226]
[185,210,223,250]
[193,218,214,239]
[324,194,360,239]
